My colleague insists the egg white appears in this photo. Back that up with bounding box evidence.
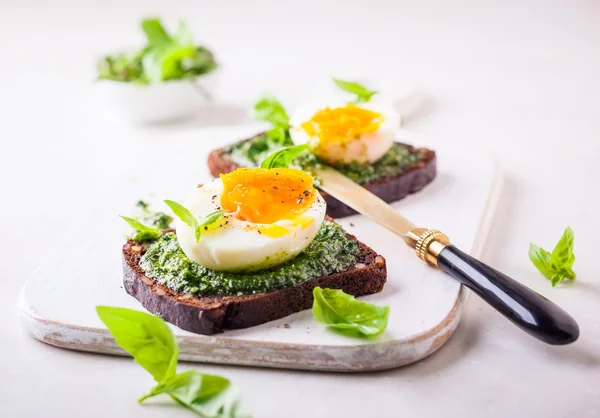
[175,178,327,272]
[289,101,400,165]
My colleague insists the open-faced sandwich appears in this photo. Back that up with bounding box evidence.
[121,163,387,335]
[208,79,436,218]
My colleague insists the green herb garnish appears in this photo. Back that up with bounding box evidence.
[120,216,162,241]
[333,78,378,103]
[136,200,173,230]
[96,306,250,417]
[529,226,577,287]
[97,306,178,380]
[136,200,150,210]
[311,287,389,337]
[260,144,308,169]
[253,95,290,144]
[98,18,217,85]
[164,200,225,243]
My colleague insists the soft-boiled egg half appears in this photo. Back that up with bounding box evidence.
[176,168,326,272]
[290,102,400,166]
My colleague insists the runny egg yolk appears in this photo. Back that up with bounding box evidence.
[220,168,317,225]
[300,104,384,146]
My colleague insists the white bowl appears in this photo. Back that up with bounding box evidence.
[96,72,218,124]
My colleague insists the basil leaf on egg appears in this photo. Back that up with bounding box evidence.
[120,216,163,241]
[164,200,201,242]
[199,210,227,229]
[96,306,178,382]
[260,144,308,169]
[165,201,227,243]
[333,78,379,103]
[312,287,390,337]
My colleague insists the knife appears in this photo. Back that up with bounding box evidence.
[316,166,579,345]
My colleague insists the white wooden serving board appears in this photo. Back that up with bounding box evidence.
[19,127,501,372]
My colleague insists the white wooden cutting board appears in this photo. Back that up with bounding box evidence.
[19,127,501,372]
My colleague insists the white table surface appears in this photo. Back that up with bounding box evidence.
[1,0,599,417]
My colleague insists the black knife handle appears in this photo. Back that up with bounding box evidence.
[437,245,579,345]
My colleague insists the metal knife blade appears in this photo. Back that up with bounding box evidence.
[315,166,416,238]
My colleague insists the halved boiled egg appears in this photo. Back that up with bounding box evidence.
[176,168,326,272]
[290,102,400,166]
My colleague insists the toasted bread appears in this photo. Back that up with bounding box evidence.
[122,227,387,335]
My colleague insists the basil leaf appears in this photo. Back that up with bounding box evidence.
[152,213,173,230]
[312,287,389,337]
[529,226,576,286]
[164,200,199,241]
[162,46,198,80]
[97,53,145,83]
[132,202,173,230]
[141,18,173,49]
[136,200,150,210]
[199,210,226,229]
[96,306,178,382]
[260,144,308,169]
[266,126,288,144]
[182,47,219,76]
[528,244,554,278]
[333,78,378,103]
[254,96,290,129]
[165,201,226,243]
[139,370,229,402]
[142,46,197,83]
[174,20,194,46]
[139,370,250,418]
[550,226,576,272]
[120,216,162,240]
[195,210,226,242]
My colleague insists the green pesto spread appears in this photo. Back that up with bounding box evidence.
[139,221,359,295]
[225,133,426,185]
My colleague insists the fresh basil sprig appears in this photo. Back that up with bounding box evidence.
[333,78,378,103]
[96,306,178,381]
[164,200,226,243]
[260,144,308,169]
[96,307,250,417]
[253,95,290,144]
[529,226,576,287]
[312,287,390,337]
[120,216,163,241]
[139,370,248,417]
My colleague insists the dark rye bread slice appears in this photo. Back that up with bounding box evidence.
[122,228,387,335]
[207,135,437,218]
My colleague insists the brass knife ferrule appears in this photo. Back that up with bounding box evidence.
[404,228,451,267]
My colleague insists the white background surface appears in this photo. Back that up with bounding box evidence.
[1,0,599,417]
